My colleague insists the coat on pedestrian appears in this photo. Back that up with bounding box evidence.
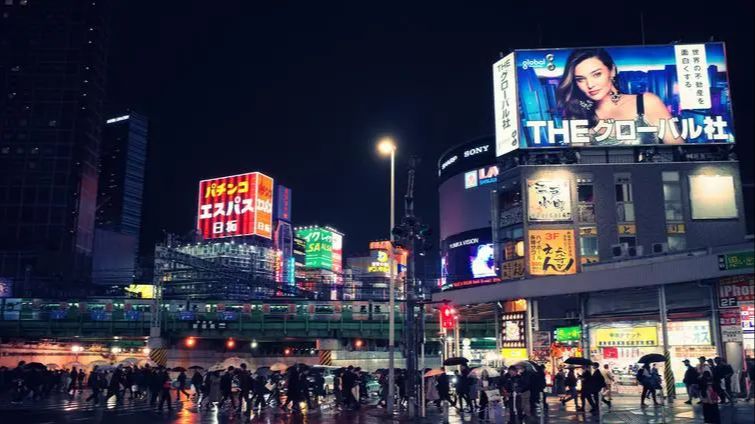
[426,377,440,401]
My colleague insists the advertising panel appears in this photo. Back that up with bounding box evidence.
[442,229,500,290]
[528,229,577,276]
[367,249,391,275]
[331,232,343,278]
[0,278,11,298]
[527,179,572,221]
[511,43,735,149]
[295,227,334,271]
[293,237,306,266]
[666,320,711,346]
[197,172,274,239]
[717,252,754,271]
[501,312,526,348]
[493,53,520,157]
[595,327,658,347]
[718,275,755,308]
[555,325,582,343]
[255,173,274,239]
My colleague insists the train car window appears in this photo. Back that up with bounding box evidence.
[270,305,288,313]
[359,306,367,314]
[374,306,382,314]
[314,305,334,314]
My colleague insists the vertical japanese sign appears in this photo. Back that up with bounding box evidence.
[255,173,274,239]
[675,44,711,110]
[527,180,572,221]
[501,312,526,348]
[331,232,343,279]
[197,172,257,239]
[493,53,520,157]
[275,185,292,222]
[528,229,577,276]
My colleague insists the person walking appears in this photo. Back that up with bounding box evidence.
[588,362,606,412]
[157,368,173,412]
[745,357,755,402]
[312,371,325,407]
[436,367,455,407]
[199,371,221,411]
[67,367,78,397]
[638,363,660,407]
[600,364,614,406]
[699,362,721,423]
[713,357,735,404]
[682,359,700,404]
[502,366,524,423]
[191,370,203,402]
[426,375,440,408]
[174,370,190,401]
[577,367,594,412]
[235,364,253,415]
[77,369,86,395]
[86,368,105,405]
[251,372,269,411]
[456,368,472,413]
[218,366,236,410]
[560,367,580,409]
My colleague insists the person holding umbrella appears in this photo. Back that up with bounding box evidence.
[436,367,455,408]
[588,362,606,412]
[175,369,190,402]
[191,369,204,402]
[560,367,580,409]
[638,363,660,407]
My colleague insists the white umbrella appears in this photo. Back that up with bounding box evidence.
[270,362,288,372]
[219,356,248,370]
[208,363,226,372]
[424,369,444,378]
[469,366,500,378]
[45,363,60,370]
[87,360,110,369]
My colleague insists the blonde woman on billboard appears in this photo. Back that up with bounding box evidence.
[556,48,684,145]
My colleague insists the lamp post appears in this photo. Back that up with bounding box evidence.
[377,137,396,415]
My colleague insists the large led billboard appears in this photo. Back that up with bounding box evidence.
[441,229,500,290]
[494,43,735,155]
[197,172,274,239]
[295,226,344,272]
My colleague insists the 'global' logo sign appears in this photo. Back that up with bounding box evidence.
[521,54,556,71]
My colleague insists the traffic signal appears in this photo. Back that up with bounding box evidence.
[226,338,236,349]
[185,337,196,348]
[440,304,457,329]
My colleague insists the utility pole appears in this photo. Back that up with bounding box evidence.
[392,156,431,418]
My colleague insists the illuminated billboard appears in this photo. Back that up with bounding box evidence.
[528,229,577,276]
[197,172,274,239]
[495,43,735,155]
[442,229,500,290]
[527,179,572,221]
[295,226,344,272]
[275,185,292,222]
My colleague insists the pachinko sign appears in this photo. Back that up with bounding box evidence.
[197,172,274,239]
[494,43,735,155]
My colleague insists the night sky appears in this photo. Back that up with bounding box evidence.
[107,1,753,268]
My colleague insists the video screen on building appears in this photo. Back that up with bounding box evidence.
[494,43,735,155]
[441,229,500,290]
[439,171,496,242]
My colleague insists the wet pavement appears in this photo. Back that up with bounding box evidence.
[0,390,752,423]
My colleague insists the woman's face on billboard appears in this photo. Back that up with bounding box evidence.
[573,57,614,102]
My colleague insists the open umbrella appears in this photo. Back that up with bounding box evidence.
[208,363,226,372]
[172,366,187,372]
[96,365,116,372]
[188,365,204,370]
[469,366,500,378]
[424,368,445,377]
[45,363,59,370]
[638,353,666,364]
[218,356,247,370]
[564,357,593,367]
[64,361,84,369]
[270,362,288,372]
[512,361,537,373]
[255,367,270,377]
[25,362,46,370]
[443,357,469,366]
[137,359,157,367]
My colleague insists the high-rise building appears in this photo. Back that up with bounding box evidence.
[91,112,148,285]
[0,0,109,292]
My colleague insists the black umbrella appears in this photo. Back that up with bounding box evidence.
[188,365,204,370]
[25,362,47,370]
[172,366,187,372]
[638,353,666,364]
[443,357,469,366]
[564,357,593,366]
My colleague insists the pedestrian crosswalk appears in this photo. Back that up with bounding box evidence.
[0,391,187,415]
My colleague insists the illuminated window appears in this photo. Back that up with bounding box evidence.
[667,235,686,252]
[615,174,634,222]
[579,236,598,256]
[577,175,595,223]
[689,175,737,219]
[662,172,684,221]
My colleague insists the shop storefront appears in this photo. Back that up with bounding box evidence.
[588,320,717,395]
[717,274,754,373]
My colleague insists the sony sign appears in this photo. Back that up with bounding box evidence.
[463,144,491,158]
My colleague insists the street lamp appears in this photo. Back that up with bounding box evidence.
[377,136,396,415]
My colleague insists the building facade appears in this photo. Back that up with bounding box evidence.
[92,112,148,285]
[0,0,109,292]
